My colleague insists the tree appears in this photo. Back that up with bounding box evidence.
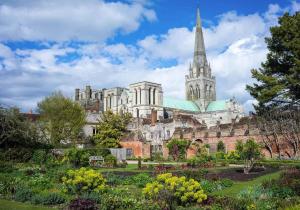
[235,139,261,174]
[167,139,190,161]
[217,140,226,153]
[246,12,300,110]
[0,106,42,148]
[257,108,300,159]
[37,91,86,146]
[93,110,132,148]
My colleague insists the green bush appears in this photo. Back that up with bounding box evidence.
[31,192,66,205]
[0,174,17,198]
[0,161,14,173]
[123,173,153,188]
[31,150,48,165]
[14,187,33,202]
[62,167,106,195]
[104,154,117,167]
[0,148,33,162]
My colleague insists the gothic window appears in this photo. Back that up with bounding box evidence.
[92,127,96,136]
[158,131,161,138]
[126,97,129,103]
[139,88,142,104]
[209,85,213,98]
[95,93,98,99]
[136,108,139,118]
[205,84,209,97]
[135,89,138,105]
[109,95,112,108]
[89,89,92,98]
[166,130,170,138]
[153,88,156,105]
[150,132,154,139]
[148,88,151,104]
[100,92,103,100]
[121,99,123,105]
[189,86,194,100]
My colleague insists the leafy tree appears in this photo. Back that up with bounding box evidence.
[235,139,261,174]
[167,139,190,161]
[217,140,226,153]
[37,91,86,146]
[93,110,132,148]
[246,12,300,110]
[0,106,41,148]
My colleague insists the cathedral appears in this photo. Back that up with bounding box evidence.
[75,8,244,142]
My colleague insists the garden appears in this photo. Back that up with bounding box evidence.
[1,140,300,210]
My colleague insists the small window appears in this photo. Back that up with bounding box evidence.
[92,127,96,136]
[126,148,133,158]
[158,131,161,138]
[150,132,154,139]
[166,130,170,138]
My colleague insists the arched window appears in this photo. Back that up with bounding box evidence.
[135,89,138,105]
[153,88,156,105]
[148,88,151,104]
[209,85,213,98]
[100,92,103,100]
[109,95,112,108]
[139,88,142,104]
[205,84,209,97]
[136,108,139,118]
[189,86,194,100]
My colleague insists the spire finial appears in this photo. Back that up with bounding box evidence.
[196,7,201,27]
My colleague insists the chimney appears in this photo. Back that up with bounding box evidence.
[75,88,80,101]
[151,109,157,126]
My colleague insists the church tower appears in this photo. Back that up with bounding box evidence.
[185,8,216,111]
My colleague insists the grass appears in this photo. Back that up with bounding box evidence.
[0,199,57,210]
[212,170,282,197]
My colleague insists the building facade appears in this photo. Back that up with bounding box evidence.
[75,8,245,154]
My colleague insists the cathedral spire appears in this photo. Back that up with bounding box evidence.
[193,7,207,66]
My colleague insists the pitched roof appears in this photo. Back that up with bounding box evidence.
[206,100,227,112]
[163,97,200,112]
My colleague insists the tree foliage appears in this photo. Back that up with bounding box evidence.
[217,140,226,153]
[246,12,300,110]
[167,139,190,161]
[37,91,86,146]
[0,106,42,148]
[235,139,261,174]
[93,110,132,148]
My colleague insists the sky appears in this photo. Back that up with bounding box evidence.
[0,0,299,113]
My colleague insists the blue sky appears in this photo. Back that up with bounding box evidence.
[0,0,299,113]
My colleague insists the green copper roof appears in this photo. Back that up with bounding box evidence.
[206,100,227,112]
[163,97,200,112]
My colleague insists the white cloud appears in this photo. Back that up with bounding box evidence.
[0,0,156,41]
[0,1,299,113]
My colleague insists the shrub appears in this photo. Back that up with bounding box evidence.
[31,150,48,165]
[99,188,160,210]
[64,148,91,167]
[0,161,14,173]
[104,154,117,167]
[225,150,240,160]
[217,140,225,153]
[0,148,33,162]
[0,174,17,198]
[14,187,33,202]
[143,173,207,208]
[167,139,190,161]
[68,198,98,210]
[123,173,153,188]
[279,168,300,195]
[176,169,208,182]
[31,192,66,205]
[62,167,106,195]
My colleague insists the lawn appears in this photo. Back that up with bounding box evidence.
[0,199,57,210]
[212,170,282,197]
